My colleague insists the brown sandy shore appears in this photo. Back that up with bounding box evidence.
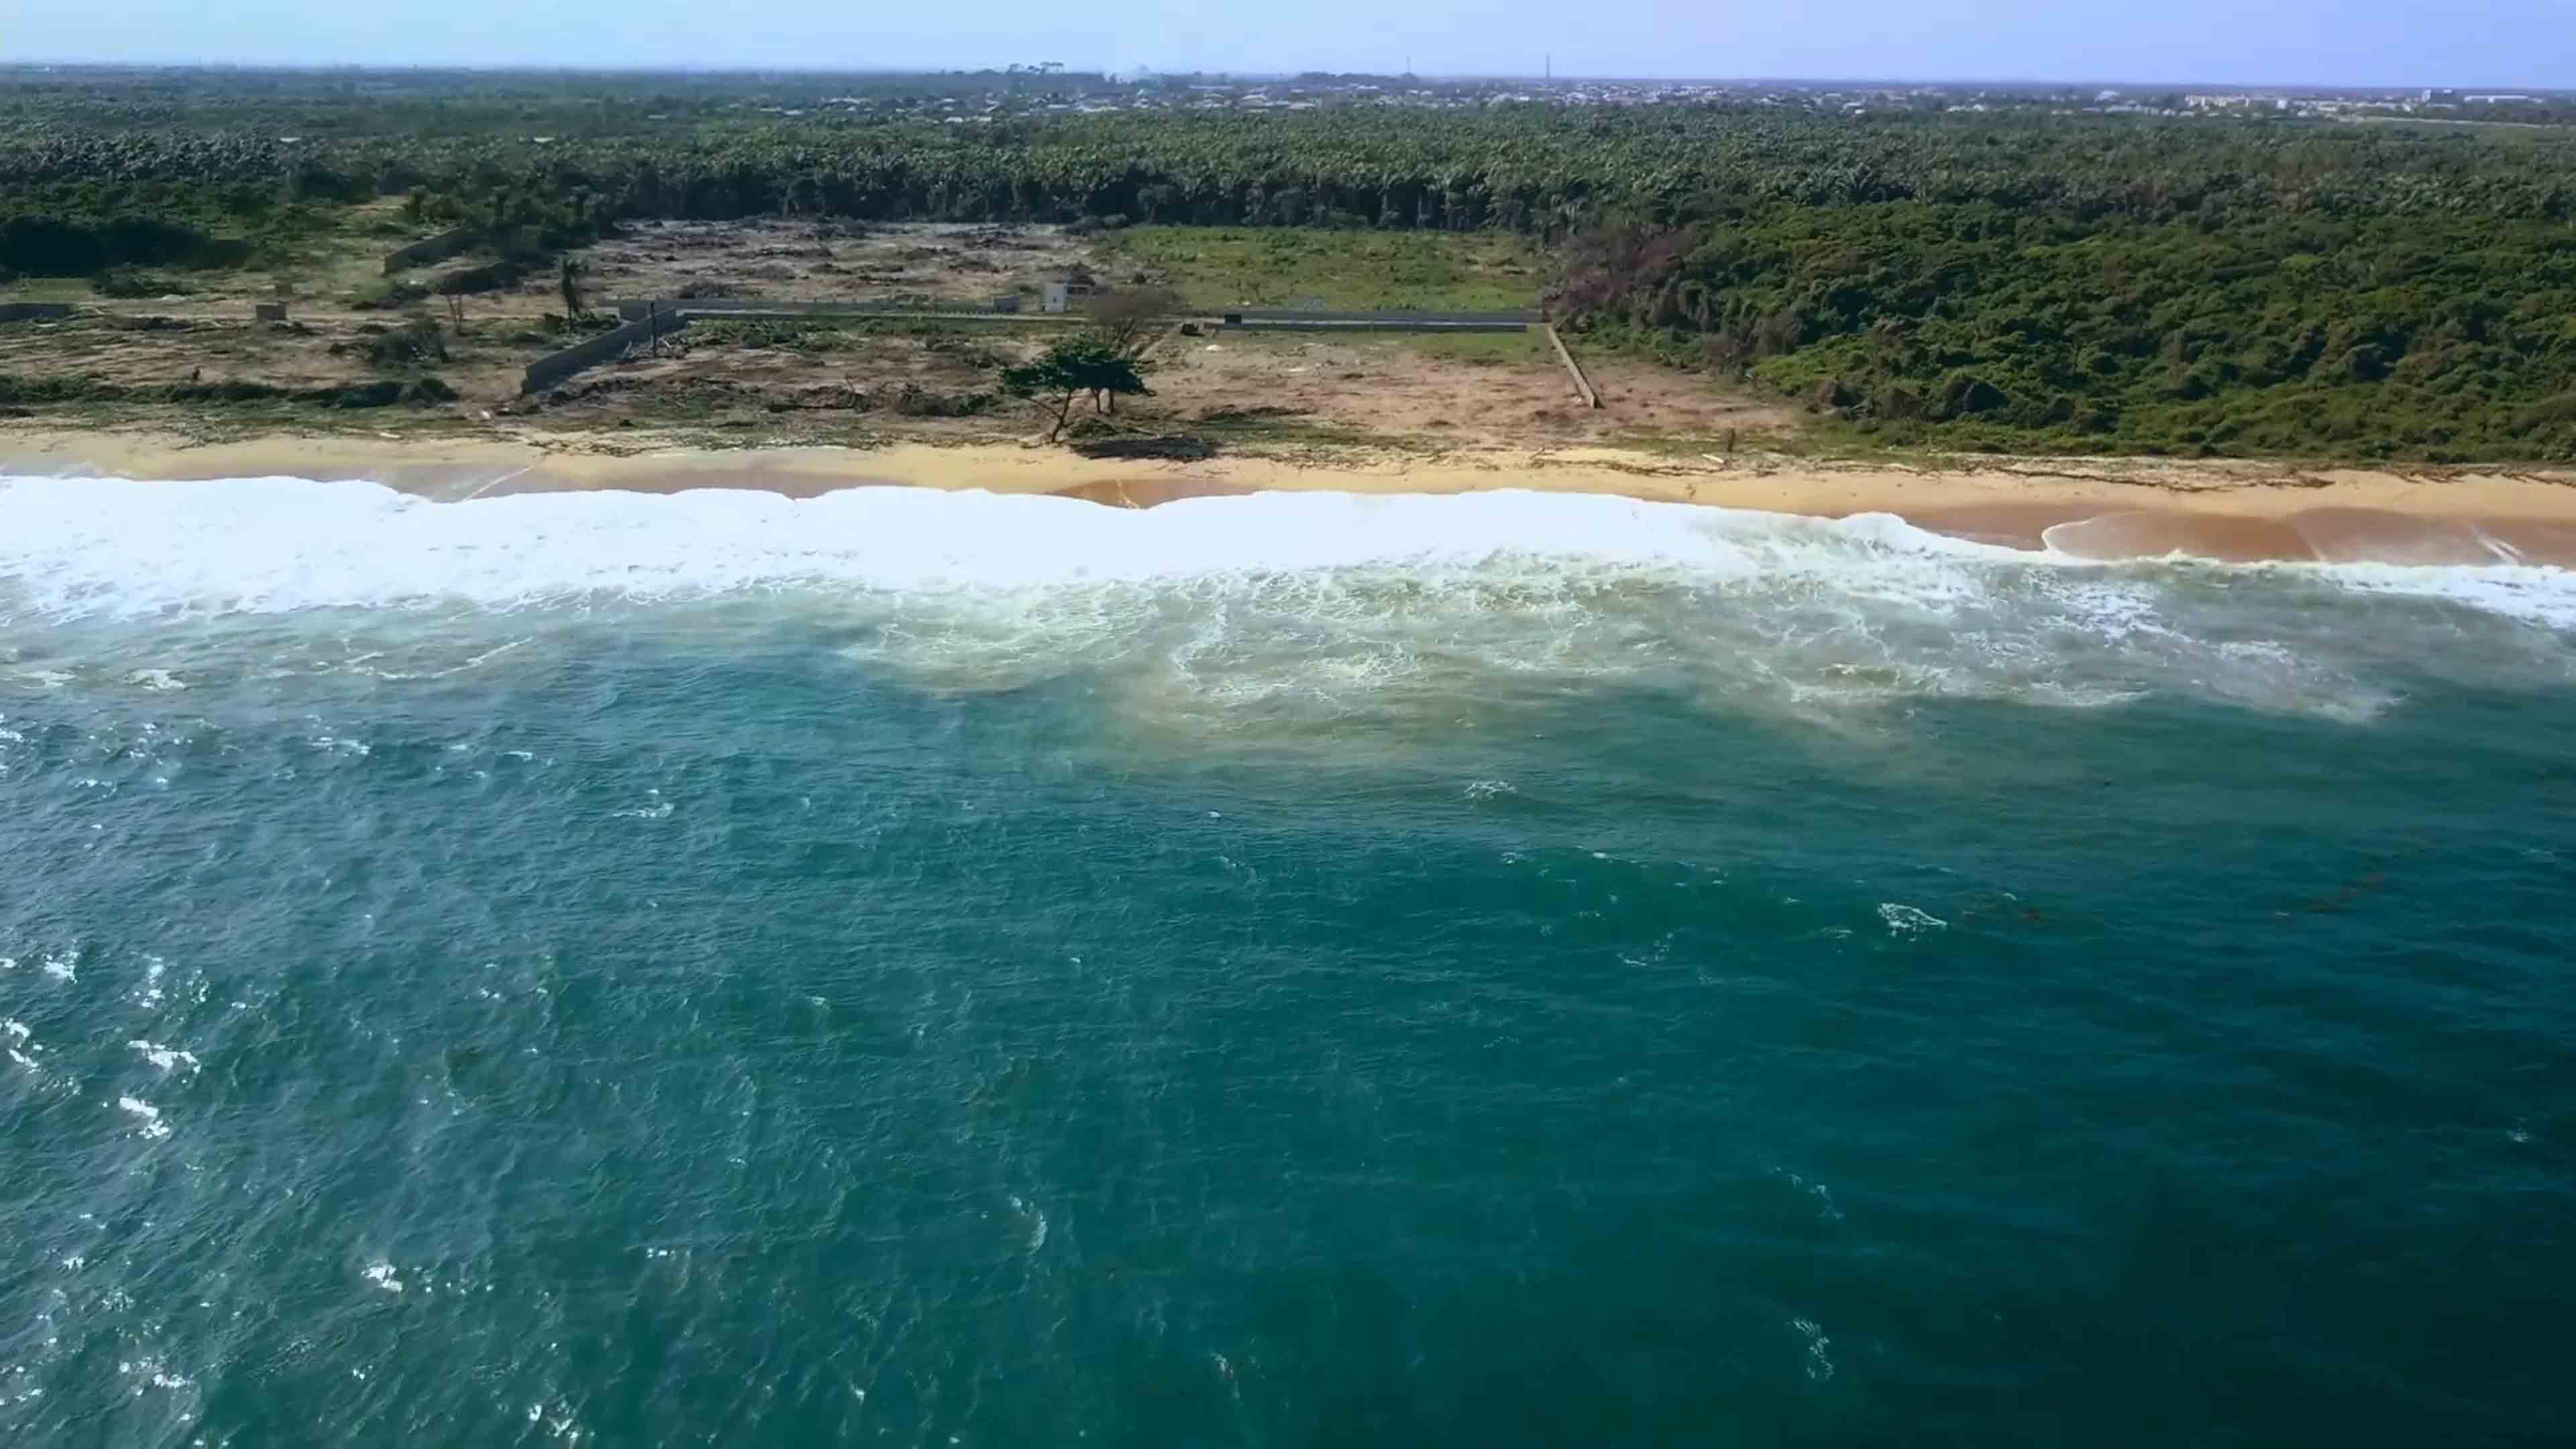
[7,428,2576,566]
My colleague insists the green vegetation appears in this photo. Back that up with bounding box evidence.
[1098,227,1538,311]
[686,317,844,350]
[354,317,449,370]
[680,318,1018,372]
[9,66,2576,460]
[1001,336,1151,440]
[90,267,193,299]
[0,372,452,408]
[1553,203,2576,462]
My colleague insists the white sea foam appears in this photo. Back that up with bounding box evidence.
[1010,1195,1050,1254]
[5,473,2563,617]
[119,1357,193,1393]
[1790,1316,1836,1382]
[1878,903,1947,936]
[3,476,2569,722]
[116,1096,170,1139]
[0,475,2030,612]
[128,1040,201,1074]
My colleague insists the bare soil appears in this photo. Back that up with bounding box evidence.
[519,325,1032,441]
[0,312,535,400]
[575,220,1099,307]
[1138,334,1796,446]
[1,220,1789,453]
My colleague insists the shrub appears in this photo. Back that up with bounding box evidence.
[93,268,189,299]
[350,279,428,311]
[890,384,997,418]
[362,318,449,368]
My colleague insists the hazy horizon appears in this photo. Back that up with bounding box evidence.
[11,61,2569,93]
[11,1,2573,90]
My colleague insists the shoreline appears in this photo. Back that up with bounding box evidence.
[7,427,2576,566]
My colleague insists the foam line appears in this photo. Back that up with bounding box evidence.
[0,476,2570,632]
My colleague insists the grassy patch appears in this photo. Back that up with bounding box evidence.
[1099,227,1540,312]
[0,277,93,303]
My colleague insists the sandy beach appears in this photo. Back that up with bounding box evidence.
[7,427,2576,566]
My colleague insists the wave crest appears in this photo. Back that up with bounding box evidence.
[3,476,2570,722]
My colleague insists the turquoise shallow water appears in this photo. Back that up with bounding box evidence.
[3,478,2573,1446]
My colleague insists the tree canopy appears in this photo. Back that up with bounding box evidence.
[9,70,2576,460]
[1001,335,1151,441]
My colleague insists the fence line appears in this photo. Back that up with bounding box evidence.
[1226,307,1538,326]
[535,297,1548,395]
[608,297,1042,321]
[1226,318,1527,333]
[606,298,1540,331]
[519,307,689,395]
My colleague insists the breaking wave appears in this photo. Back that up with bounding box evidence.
[3,475,2571,723]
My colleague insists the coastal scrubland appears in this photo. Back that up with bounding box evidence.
[6,66,2576,462]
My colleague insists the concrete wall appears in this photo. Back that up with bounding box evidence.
[609,297,1042,321]
[1544,324,1600,409]
[599,299,1534,331]
[0,303,76,323]
[520,309,688,395]
[381,227,478,277]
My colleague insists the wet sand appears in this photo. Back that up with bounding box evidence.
[7,429,2576,566]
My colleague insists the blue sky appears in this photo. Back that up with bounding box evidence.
[11,1,2573,87]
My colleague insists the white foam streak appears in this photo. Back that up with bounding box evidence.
[3,476,2570,721]
[116,1096,170,1139]
[3,474,2571,617]
[0,475,2037,616]
[128,1040,201,1075]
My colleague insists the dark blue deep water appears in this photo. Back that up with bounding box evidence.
[3,480,2572,1446]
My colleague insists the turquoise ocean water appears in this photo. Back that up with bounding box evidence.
[2,477,2571,1446]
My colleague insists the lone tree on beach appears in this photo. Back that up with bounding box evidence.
[1067,285,1183,419]
[1001,336,1150,441]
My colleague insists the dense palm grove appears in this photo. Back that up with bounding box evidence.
[7,68,2576,459]
[1556,203,2576,459]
